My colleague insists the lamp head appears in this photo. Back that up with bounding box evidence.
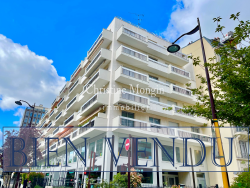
[167,44,181,53]
[15,101,22,106]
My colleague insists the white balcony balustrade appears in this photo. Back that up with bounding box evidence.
[113,90,150,110]
[115,66,149,88]
[117,26,189,66]
[116,45,190,83]
[85,48,111,77]
[87,29,113,58]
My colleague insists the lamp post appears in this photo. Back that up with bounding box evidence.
[167,18,230,188]
[14,100,36,188]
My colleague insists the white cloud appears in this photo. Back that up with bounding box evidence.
[162,0,250,47]
[0,34,66,110]
[13,108,25,126]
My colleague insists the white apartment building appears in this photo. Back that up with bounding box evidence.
[32,17,248,188]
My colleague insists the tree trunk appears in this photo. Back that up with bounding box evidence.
[14,172,20,188]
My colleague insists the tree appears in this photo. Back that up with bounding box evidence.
[230,168,250,188]
[180,12,250,127]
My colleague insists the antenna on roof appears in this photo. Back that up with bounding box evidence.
[129,13,144,26]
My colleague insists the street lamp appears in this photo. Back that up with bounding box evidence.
[15,100,35,127]
[168,18,230,188]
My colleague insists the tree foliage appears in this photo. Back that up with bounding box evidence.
[182,12,250,127]
[230,168,250,188]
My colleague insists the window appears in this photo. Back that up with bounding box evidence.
[38,114,41,119]
[239,141,249,158]
[118,138,128,157]
[194,150,203,165]
[167,100,177,106]
[149,75,158,80]
[96,139,103,157]
[176,147,182,163]
[30,112,33,117]
[191,127,200,139]
[149,95,159,102]
[36,119,40,123]
[149,117,160,125]
[169,122,179,127]
[24,118,28,123]
[29,118,31,123]
[148,56,158,61]
[80,144,85,158]
[33,118,36,122]
[162,145,174,161]
[68,150,74,163]
[121,111,134,127]
[26,112,29,116]
[34,113,37,118]
[138,141,152,159]
[89,142,95,158]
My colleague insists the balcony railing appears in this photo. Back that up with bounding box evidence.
[60,84,67,94]
[71,63,81,79]
[121,91,149,105]
[64,114,74,126]
[150,100,171,108]
[174,106,194,117]
[53,127,59,135]
[149,78,169,87]
[88,32,102,54]
[83,72,99,91]
[123,27,147,42]
[240,152,249,159]
[47,122,52,128]
[50,144,57,150]
[173,51,188,60]
[178,129,211,142]
[69,79,79,93]
[121,67,148,82]
[120,116,147,128]
[122,46,147,61]
[67,96,77,109]
[52,98,56,105]
[40,121,46,128]
[171,66,190,77]
[50,110,54,117]
[148,58,169,68]
[235,127,249,133]
[86,51,101,72]
[150,123,175,136]
[81,94,97,111]
[57,98,64,107]
[79,120,95,134]
[173,85,192,96]
[55,111,62,120]
[72,130,78,139]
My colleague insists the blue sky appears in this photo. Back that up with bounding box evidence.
[0,0,249,145]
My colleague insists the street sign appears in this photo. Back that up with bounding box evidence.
[125,138,130,151]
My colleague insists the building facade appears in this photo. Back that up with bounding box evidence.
[31,18,248,188]
[20,104,49,127]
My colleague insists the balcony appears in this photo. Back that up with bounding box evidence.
[68,78,82,97]
[113,90,150,109]
[77,93,109,119]
[148,79,196,104]
[64,112,79,127]
[59,81,72,96]
[56,97,65,111]
[70,61,85,81]
[78,69,110,104]
[147,100,207,125]
[85,49,111,77]
[233,127,249,140]
[87,29,113,58]
[112,116,211,146]
[116,46,190,83]
[54,110,66,126]
[117,26,189,66]
[115,66,149,88]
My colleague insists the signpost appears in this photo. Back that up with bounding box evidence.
[125,138,130,151]
[127,135,132,188]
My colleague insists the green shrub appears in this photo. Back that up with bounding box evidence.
[34,185,42,188]
[230,168,250,188]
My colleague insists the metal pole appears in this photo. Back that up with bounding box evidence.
[88,151,93,188]
[128,134,131,188]
[197,17,230,188]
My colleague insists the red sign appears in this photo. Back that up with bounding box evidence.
[125,138,130,151]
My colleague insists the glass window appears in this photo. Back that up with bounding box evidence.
[89,142,95,158]
[81,144,86,158]
[36,119,39,123]
[167,100,177,106]
[68,150,74,163]
[176,147,182,163]
[239,141,248,158]
[29,118,31,123]
[162,145,174,162]
[149,117,160,125]
[24,118,28,123]
[96,139,103,157]
[138,141,151,159]
[121,111,134,127]
[34,113,37,117]
[30,112,33,117]
[26,112,29,116]
[194,150,203,165]
[149,75,158,80]
[149,56,158,61]
[141,171,153,184]
[118,138,128,157]
[169,122,179,127]
[38,114,41,118]
[33,118,36,122]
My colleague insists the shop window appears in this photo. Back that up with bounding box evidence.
[138,141,152,159]
[89,142,95,158]
[162,145,174,162]
[96,139,103,157]
[118,138,128,157]
[194,150,203,165]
